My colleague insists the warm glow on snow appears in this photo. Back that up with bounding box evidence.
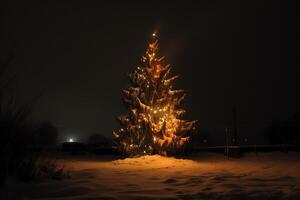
[5,153,300,199]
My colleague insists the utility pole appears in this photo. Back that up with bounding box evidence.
[232,106,238,146]
[225,127,229,158]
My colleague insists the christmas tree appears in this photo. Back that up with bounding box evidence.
[113,32,196,157]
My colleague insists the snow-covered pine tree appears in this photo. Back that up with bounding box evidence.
[113,32,196,157]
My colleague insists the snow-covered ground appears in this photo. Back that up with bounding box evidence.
[2,152,300,200]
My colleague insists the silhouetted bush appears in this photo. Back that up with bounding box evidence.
[38,159,70,180]
[0,120,60,183]
[16,153,40,181]
[0,54,60,186]
[0,105,51,183]
[0,96,35,185]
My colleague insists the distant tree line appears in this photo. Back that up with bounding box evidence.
[266,113,300,145]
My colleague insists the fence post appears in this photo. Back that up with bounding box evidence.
[225,128,229,159]
[284,144,288,154]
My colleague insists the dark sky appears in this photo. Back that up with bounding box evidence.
[1,1,299,143]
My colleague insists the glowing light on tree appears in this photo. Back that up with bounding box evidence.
[113,32,196,157]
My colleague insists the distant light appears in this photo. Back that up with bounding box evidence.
[152,32,156,37]
[68,138,74,143]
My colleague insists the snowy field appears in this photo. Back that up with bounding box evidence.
[2,152,300,200]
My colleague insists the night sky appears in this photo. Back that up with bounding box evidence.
[1,1,299,143]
